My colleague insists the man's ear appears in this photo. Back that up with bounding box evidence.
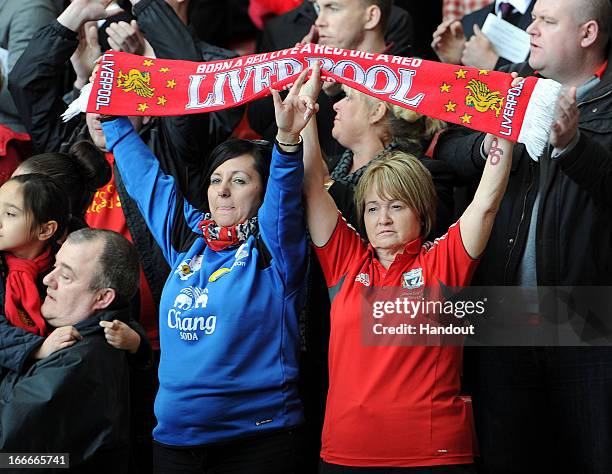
[364,4,382,31]
[37,221,58,243]
[580,20,599,48]
[93,288,116,311]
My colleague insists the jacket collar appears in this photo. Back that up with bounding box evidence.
[576,46,612,103]
[367,236,423,267]
[593,44,612,89]
[72,307,131,338]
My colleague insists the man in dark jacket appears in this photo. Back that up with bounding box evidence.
[0,229,140,473]
[434,0,612,472]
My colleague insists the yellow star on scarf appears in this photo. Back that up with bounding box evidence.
[460,113,473,124]
[440,83,451,93]
[455,68,468,79]
[159,67,170,73]
[166,79,176,89]
[137,103,149,112]
[445,101,457,112]
[157,96,167,106]
[142,59,154,67]
[478,69,490,75]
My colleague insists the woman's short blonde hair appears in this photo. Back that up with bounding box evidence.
[354,151,437,239]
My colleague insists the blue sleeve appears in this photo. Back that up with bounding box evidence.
[102,117,203,266]
[0,316,43,373]
[258,144,307,292]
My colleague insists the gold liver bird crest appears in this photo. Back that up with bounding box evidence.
[465,79,504,118]
[116,69,155,99]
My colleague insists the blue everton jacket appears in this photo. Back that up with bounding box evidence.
[103,118,307,446]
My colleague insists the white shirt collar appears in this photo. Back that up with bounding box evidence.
[495,0,532,16]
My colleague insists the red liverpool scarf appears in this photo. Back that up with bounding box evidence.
[198,214,259,252]
[4,247,53,336]
[83,45,562,158]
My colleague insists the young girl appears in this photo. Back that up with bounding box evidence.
[0,173,69,337]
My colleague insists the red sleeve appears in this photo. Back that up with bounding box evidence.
[422,220,480,287]
[314,212,367,288]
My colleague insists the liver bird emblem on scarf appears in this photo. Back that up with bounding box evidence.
[116,69,155,98]
[465,79,505,118]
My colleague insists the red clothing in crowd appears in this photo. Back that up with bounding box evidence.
[0,125,31,186]
[248,0,302,29]
[443,0,493,20]
[85,153,158,349]
[315,213,478,467]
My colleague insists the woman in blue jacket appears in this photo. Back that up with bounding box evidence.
[102,67,321,473]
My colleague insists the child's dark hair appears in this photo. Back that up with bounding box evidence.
[9,174,70,242]
[17,141,111,224]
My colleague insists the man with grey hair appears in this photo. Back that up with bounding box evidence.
[0,229,141,473]
[435,0,612,472]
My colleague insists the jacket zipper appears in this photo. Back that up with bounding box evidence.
[504,161,534,284]
[576,88,612,108]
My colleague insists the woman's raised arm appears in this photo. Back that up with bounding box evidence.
[302,115,342,247]
[459,134,513,259]
[277,63,340,247]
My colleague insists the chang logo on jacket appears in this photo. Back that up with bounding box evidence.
[402,268,424,289]
[172,287,208,311]
[174,255,204,281]
[167,286,216,341]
